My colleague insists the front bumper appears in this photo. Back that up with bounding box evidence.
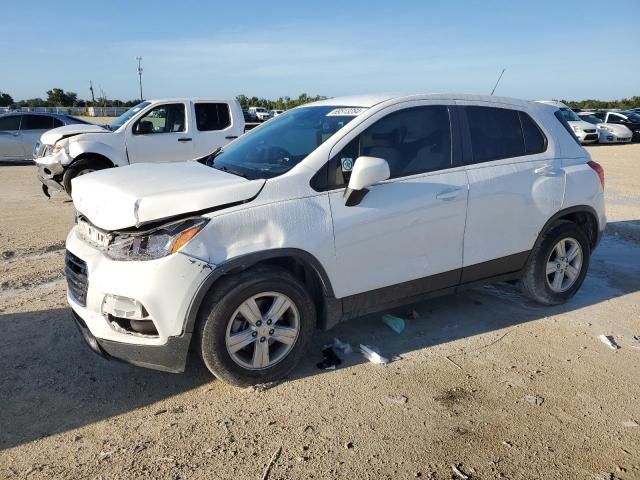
[71,310,193,373]
[36,164,64,197]
[66,227,213,373]
[598,131,632,143]
[575,130,598,144]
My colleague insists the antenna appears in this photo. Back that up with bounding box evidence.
[490,68,506,96]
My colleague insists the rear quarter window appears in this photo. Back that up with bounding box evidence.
[519,112,547,154]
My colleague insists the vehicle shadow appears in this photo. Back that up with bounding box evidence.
[0,222,638,450]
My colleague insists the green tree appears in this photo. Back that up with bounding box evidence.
[0,91,14,106]
[46,88,78,106]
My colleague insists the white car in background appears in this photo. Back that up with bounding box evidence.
[577,112,632,144]
[247,107,270,122]
[269,109,284,119]
[34,98,245,196]
[536,101,598,144]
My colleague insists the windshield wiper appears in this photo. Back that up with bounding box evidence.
[217,165,249,179]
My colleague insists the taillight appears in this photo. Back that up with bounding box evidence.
[587,161,605,190]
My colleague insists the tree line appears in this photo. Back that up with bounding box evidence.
[1,89,637,111]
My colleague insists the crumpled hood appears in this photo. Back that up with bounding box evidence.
[41,123,108,145]
[72,162,265,231]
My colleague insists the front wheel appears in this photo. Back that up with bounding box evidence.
[197,267,316,386]
[521,221,591,305]
[62,157,112,194]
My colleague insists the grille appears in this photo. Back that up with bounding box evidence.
[585,134,598,141]
[65,250,89,306]
[584,129,596,133]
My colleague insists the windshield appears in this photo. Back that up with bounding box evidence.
[110,102,151,130]
[580,115,600,125]
[211,105,365,179]
[624,112,640,122]
[560,108,581,122]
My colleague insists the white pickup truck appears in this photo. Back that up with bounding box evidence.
[34,98,245,196]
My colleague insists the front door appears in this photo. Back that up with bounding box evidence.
[125,102,194,163]
[326,102,468,303]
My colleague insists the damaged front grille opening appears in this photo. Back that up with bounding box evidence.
[108,314,159,337]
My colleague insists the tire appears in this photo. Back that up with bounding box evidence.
[521,221,591,305]
[62,157,112,194]
[197,267,316,387]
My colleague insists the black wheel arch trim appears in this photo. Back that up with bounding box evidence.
[531,205,602,254]
[182,248,337,335]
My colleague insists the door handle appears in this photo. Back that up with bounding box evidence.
[436,187,463,201]
[177,138,192,142]
[225,135,238,140]
[535,165,563,177]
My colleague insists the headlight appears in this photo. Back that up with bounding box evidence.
[51,141,68,155]
[601,126,613,132]
[106,218,208,260]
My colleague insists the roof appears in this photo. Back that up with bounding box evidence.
[307,93,552,109]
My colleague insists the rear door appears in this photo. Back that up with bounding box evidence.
[0,114,25,160]
[457,102,563,282]
[327,101,468,302]
[192,102,239,158]
[125,102,194,163]
[20,114,56,159]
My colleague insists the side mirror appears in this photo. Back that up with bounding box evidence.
[343,156,390,206]
[134,120,153,135]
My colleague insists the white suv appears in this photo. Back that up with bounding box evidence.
[66,94,606,386]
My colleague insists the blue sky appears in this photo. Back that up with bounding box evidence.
[3,0,639,102]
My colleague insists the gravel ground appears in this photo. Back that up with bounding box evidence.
[1,144,639,479]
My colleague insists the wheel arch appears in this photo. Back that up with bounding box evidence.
[70,152,115,168]
[183,249,340,337]
[532,205,601,255]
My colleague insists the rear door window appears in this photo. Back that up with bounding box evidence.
[0,115,21,131]
[21,115,54,130]
[465,106,525,163]
[195,103,231,131]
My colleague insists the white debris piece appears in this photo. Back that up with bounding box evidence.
[599,334,620,350]
[359,344,389,365]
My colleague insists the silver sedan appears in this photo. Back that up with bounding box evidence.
[0,112,90,162]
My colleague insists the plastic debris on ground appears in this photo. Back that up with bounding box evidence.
[451,464,470,479]
[599,334,620,350]
[359,344,390,365]
[332,337,353,355]
[316,346,342,370]
[382,314,406,334]
[630,335,640,349]
[622,419,639,428]
[525,394,545,406]
[385,394,408,405]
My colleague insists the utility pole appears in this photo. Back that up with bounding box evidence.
[89,80,95,105]
[136,56,144,101]
[490,68,506,96]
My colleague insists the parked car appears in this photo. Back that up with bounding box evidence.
[0,112,90,162]
[34,98,245,196]
[577,112,632,143]
[269,109,284,118]
[536,101,598,144]
[66,94,605,386]
[247,106,270,122]
[589,110,640,142]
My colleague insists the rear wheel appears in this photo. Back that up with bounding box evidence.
[521,221,591,305]
[197,267,316,386]
[62,157,112,194]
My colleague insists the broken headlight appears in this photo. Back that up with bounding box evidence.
[106,218,208,261]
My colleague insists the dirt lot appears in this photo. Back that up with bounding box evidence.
[1,144,639,479]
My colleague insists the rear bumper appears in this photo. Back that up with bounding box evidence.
[72,310,192,373]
